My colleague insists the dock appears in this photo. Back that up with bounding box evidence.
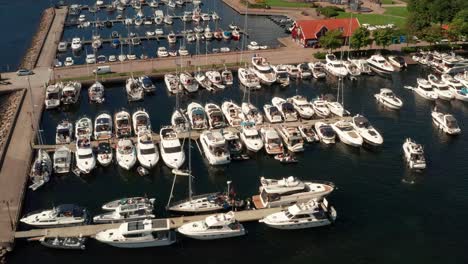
[14,207,283,239]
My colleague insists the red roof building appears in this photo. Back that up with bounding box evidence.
[292,18,360,48]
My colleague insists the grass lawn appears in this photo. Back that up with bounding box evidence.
[337,12,407,28]
[264,0,311,8]
[380,0,394,4]
[384,6,409,17]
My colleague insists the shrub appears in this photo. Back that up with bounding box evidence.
[314,52,327,60]
[317,7,339,18]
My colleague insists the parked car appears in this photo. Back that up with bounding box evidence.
[17,69,34,76]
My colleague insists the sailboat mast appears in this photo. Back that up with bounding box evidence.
[188,128,192,201]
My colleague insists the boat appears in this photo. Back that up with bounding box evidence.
[108,55,117,62]
[331,120,363,147]
[311,98,330,118]
[187,102,208,130]
[297,63,312,79]
[93,202,155,224]
[96,55,106,64]
[403,138,426,170]
[20,205,89,228]
[252,176,335,209]
[415,78,438,100]
[285,64,301,79]
[97,142,113,166]
[171,109,189,132]
[75,136,96,173]
[55,120,73,145]
[94,112,113,140]
[114,110,132,138]
[428,74,454,100]
[259,198,336,229]
[101,197,155,211]
[238,68,261,89]
[159,126,185,169]
[247,41,259,50]
[205,71,225,89]
[155,28,164,36]
[388,56,407,69]
[164,74,182,94]
[194,71,213,90]
[308,62,327,79]
[94,219,176,248]
[222,101,245,127]
[231,29,240,40]
[75,116,93,138]
[132,109,151,134]
[44,84,61,109]
[116,139,137,170]
[61,81,81,105]
[260,127,284,155]
[431,107,461,135]
[314,122,336,144]
[220,132,243,159]
[351,115,384,146]
[271,64,290,86]
[348,58,373,75]
[40,236,86,250]
[263,104,282,123]
[88,81,105,103]
[241,102,263,125]
[200,131,231,165]
[53,146,71,174]
[126,77,144,101]
[324,54,348,78]
[367,54,394,74]
[343,60,361,77]
[167,31,177,44]
[179,72,199,93]
[221,69,234,85]
[177,212,245,240]
[298,125,318,143]
[240,122,263,152]
[276,125,304,152]
[136,128,159,168]
[222,31,232,40]
[57,42,67,52]
[251,56,276,85]
[374,88,403,109]
[85,54,96,64]
[29,150,52,190]
[272,97,298,122]
[157,47,169,57]
[64,57,74,67]
[149,0,159,7]
[70,37,82,51]
[138,76,156,93]
[323,94,348,117]
[288,95,314,119]
[205,103,227,129]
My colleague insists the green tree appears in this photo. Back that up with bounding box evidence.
[422,25,443,45]
[350,28,372,50]
[319,29,343,52]
[448,10,468,40]
[373,28,396,49]
[317,7,339,18]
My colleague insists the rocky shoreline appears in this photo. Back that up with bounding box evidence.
[0,90,26,167]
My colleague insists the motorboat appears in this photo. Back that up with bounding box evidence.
[94,112,113,140]
[116,139,136,170]
[331,120,363,147]
[167,32,177,44]
[415,78,438,100]
[102,197,155,211]
[221,69,234,86]
[187,102,208,130]
[308,62,327,79]
[75,136,96,173]
[126,77,144,101]
[155,28,164,35]
[388,56,407,69]
[251,56,276,85]
[241,102,263,125]
[374,88,403,110]
[154,10,164,24]
[222,131,244,158]
[259,198,336,229]
[159,126,185,169]
[135,129,158,169]
[343,60,361,77]
[238,68,261,89]
[93,202,155,224]
[114,110,132,138]
[94,219,176,248]
[179,72,199,93]
[271,64,290,86]
[171,109,190,132]
[97,55,106,64]
[263,104,282,123]
[402,138,426,170]
[29,150,52,191]
[205,71,225,89]
[325,54,348,78]
[285,64,301,79]
[314,122,336,144]
[57,42,67,52]
[108,55,117,62]
[40,236,86,250]
[75,116,93,138]
[20,205,89,228]
[367,54,394,74]
[157,47,169,57]
[311,98,330,118]
[222,101,245,127]
[64,57,74,67]
[240,122,263,152]
[272,97,298,122]
[201,13,211,21]
[177,212,245,240]
[298,125,318,143]
[132,109,151,134]
[323,94,348,117]
[288,95,314,119]
[56,120,73,144]
[348,58,373,75]
[44,83,61,109]
[53,146,71,174]
[351,115,384,146]
[205,103,227,129]
[428,74,454,100]
[247,41,259,50]
[252,176,335,209]
[200,131,231,165]
[276,125,304,152]
[71,38,82,51]
[431,108,461,135]
[204,26,213,40]
[88,81,105,103]
[97,142,113,166]
[164,74,182,94]
[138,76,156,93]
[260,127,284,155]
[61,81,81,105]
[297,63,312,79]
[231,29,240,40]
[85,54,96,64]
[195,71,213,91]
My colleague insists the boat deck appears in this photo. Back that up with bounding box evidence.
[252,195,264,209]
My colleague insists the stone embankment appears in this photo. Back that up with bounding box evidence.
[0,90,26,167]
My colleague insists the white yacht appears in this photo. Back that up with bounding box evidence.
[86,54,96,64]
[116,139,137,170]
[29,150,52,191]
[53,146,71,174]
[260,199,336,230]
[263,104,283,123]
[75,116,93,138]
[288,95,314,119]
[132,109,151,134]
[374,88,403,110]
[252,176,335,209]
[272,97,298,122]
[285,64,300,79]
[187,102,208,130]
[138,76,156,93]
[367,54,394,74]
[324,96,348,117]
[351,115,384,146]
[157,47,169,57]
[164,74,182,94]
[298,125,318,143]
[44,84,61,109]
[205,71,225,89]
[348,58,372,75]
[388,56,407,69]
[114,110,132,138]
[94,219,176,248]
[431,108,461,135]
[428,74,454,100]
[93,203,155,224]
[442,73,464,89]
[276,125,304,152]
[97,142,113,167]
[200,131,231,165]
[55,120,73,144]
[238,68,261,89]
[343,60,361,78]
[205,103,227,129]
[221,69,234,85]
[240,122,263,152]
[126,77,144,101]
[94,112,112,141]
[75,136,95,173]
[308,62,327,79]
[64,57,74,67]
[159,126,185,169]
[171,109,190,132]
[402,138,426,170]
[331,120,363,147]
[88,81,105,103]
[251,56,276,85]
[314,122,336,144]
[325,54,348,78]
[297,63,312,79]
[271,64,290,86]
[179,72,199,93]
[311,98,331,118]
[194,71,213,91]
[61,81,81,105]
[241,102,263,125]
[222,101,245,127]
[260,127,284,155]
[20,205,89,228]
[71,38,82,51]
[136,129,159,168]
[177,212,245,240]
[415,78,438,100]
